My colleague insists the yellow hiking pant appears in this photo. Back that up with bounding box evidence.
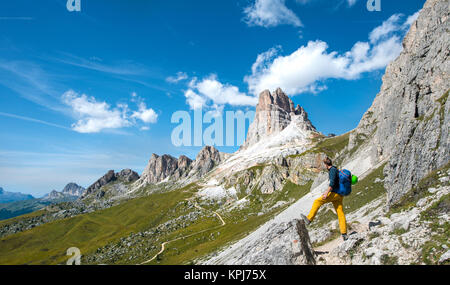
[307,192,347,234]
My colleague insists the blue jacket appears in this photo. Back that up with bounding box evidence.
[328,166,340,192]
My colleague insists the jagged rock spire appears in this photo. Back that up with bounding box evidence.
[135,145,224,187]
[242,88,317,149]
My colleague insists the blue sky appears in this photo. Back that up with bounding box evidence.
[0,0,425,196]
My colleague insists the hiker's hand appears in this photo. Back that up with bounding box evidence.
[322,192,329,200]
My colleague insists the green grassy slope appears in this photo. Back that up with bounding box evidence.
[0,179,313,265]
[147,181,313,265]
[0,184,197,264]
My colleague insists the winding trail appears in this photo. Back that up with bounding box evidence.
[139,200,226,265]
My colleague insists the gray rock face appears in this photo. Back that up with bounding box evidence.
[221,152,323,195]
[82,169,139,198]
[141,154,179,184]
[172,155,194,180]
[62,183,85,197]
[138,153,193,185]
[188,146,223,178]
[439,250,450,264]
[220,219,315,265]
[43,190,65,200]
[242,88,317,149]
[137,146,222,187]
[116,169,140,183]
[349,0,450,205]
[257,165,286,194]
[332,233,365,258]
[83,170,116,198]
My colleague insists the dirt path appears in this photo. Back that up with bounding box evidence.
[314,236,346,265]
[314,223,369,265]
[139,200,226,265]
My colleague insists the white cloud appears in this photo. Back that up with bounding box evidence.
[403,11,419,29]
[243,0,302,28]
[184,75,258,110]
[131,102,158,124]
[369,14,403,43]
[185,89,207,110]
[62,90,158,133]
[62,90,130,133]
[251,46,282,74]
[245,12,413,96]
[166,71,188,83]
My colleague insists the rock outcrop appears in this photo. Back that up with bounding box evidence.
[187,146,223,179]
[242,88,317,149]
[210,219,315,265]
[140,154,180,184]
[82,169,139,198]
[61,183,85,197]
[42,190,65,201]
[349,0,450,205]
[116,169,140,183]
[136,146,223,187]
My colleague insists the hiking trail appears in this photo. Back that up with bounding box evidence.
[139,199,225,265]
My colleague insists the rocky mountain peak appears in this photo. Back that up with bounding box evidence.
[116,169,140,183]
[257,88,295,114]
[178,155,192,168]
[81,169,139,198]
[135,146,223,187]
[141,154,179,184]
[187,146,223,179]
[62,183,85,196]
[194,145,221,162]
[242,88,317,149]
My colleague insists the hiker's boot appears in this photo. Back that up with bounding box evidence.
[342,234,348,241]
[300,214,311,226]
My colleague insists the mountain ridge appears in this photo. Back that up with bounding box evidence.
[0,0,448,265]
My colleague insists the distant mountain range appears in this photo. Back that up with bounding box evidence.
[42,183,86,201]
[0,183,85,221]
[0,187,34,204]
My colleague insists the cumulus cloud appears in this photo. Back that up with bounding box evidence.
[184,75,258,110]
[245,12,415,96]
[243,0,302,28]
[131,102,158,124]
[184,89,207,110]
[166,71,188,83]
[62,90,158,133]
[369,14,403,43]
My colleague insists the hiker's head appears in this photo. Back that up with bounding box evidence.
[323,157,333,169]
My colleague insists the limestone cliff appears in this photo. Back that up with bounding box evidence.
[349,0,449,205]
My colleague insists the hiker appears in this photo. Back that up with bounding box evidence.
[301,157,348,241]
